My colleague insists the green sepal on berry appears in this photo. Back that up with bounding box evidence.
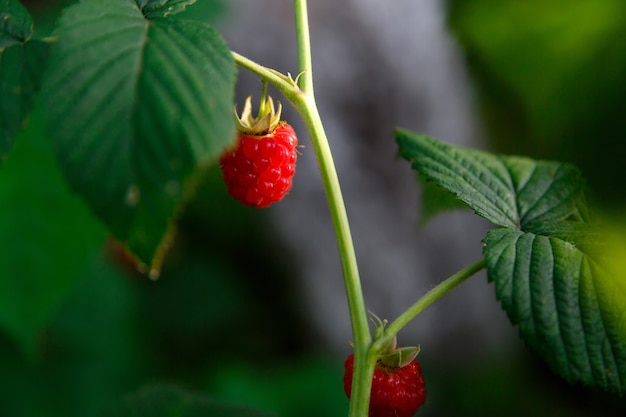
[378,344,421,370]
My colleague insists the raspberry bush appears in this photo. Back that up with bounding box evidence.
[1,0,625,416]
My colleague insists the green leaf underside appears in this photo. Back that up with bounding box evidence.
[395,129,585,229]
[395,129,625,393]
[42,0,236,270]
[108,384,276,417]
[0,0,32,49]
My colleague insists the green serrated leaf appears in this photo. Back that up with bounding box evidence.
[503,156,585,228]
[0,0,32,49]
[525,220,605,257]
[108,384,276,417]
[0,38,49,159]
[42,0,236,273]
[0,106,105,358]
[483,228,626,393]
[136,0,197,18]
[395,129,585,229]
[396,129,625,393]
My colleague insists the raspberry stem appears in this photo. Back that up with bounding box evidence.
[233,2,374,415]
[232,2,373,358]
[292,0,371,350]
[291,6,374,417]
[232,3,487,417]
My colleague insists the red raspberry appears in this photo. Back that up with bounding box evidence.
[343,353,426,417]
[220,121,298,208]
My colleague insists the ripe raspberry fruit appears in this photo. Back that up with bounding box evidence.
[220,95,298,208]
[343,345,426,417]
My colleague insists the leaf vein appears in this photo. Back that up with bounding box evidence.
[418,150,517,226]
[49,43,140,130]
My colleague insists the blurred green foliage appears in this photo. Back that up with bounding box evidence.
[0,105,105,358]
[448,0,626,206]
[427,350,626,417]
[106,384,278,417]
[206,357,348,417]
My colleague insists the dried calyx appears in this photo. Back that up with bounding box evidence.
[235,93,283,136]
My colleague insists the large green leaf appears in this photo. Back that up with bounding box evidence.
[0,107,105,358]
[395,130,626,393]
[0,0,50,159]
[42,0,236,274]
[108,384,276,417]
[395,130,585,229]
[483,228,625,393]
